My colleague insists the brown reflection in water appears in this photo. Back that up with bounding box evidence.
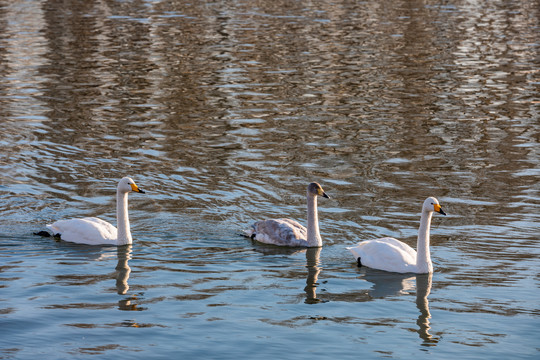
[37,0,159,183]
[117,296,145,312]
[304,247,323,304]
[67,343,141,356]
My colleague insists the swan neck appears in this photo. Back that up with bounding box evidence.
[416,210,433,273]
[306,193,322,247]
[116,190,132,245]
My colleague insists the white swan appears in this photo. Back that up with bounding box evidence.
[245,182,330,247]
[347,197,446,274]
[45,177,145,246]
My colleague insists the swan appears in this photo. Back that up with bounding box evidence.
[245,182,330,247]
[44,177,145,246]
[347,197,446,274]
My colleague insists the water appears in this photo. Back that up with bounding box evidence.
[1,0,539,358]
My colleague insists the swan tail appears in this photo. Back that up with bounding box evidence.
[34,231,51,237]
[242,228,256,239]
[346,245,363,267]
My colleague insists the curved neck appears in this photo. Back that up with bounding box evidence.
[306,192,322,247]
[416,210,433,273]
[116,190,132,245]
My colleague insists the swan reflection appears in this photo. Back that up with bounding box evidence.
[362,271,416,299]
[361,270,438,345]
[304,247,323,304]
[115,245,143,311]
[115,244,132,295]
[415,273,438,345]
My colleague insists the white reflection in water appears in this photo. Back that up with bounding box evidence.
[362,270,438,345]
[115,245,132,295]
[362,271,416,299]
[115,245,144,312]
[415,273,438,346]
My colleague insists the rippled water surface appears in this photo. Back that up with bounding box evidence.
[1,0,539,358]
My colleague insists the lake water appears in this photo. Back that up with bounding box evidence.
[1,0,539,358]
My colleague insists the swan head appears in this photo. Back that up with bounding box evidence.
[307,182,330,199]
[423,197,446,215]
[118,177,145,194]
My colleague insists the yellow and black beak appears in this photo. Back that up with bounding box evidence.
[322,192,330,199]
[434,203,446,215]
[130,183,145,194]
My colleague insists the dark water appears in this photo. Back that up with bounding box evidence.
[1,0,539,358]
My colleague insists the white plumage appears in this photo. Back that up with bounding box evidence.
[348,237,418,273]
[47,217,118,246]
[348,197,446,274]
[45,177,145,246]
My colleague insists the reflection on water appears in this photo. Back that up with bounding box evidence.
[348,270,438,346]
[415,273,438,346]
[362,271,416,299]
[360,269,437,344]
[365,271,438,345]
[115,245,131,296]
[0,0,539,358]
[115,245,145,312]
[304,247,323,304]
[115,244,146,312]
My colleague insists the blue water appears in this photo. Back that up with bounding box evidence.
[1,0,539,358]
[2,230,538,359]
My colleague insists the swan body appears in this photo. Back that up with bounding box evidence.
[46,177,145,246]
[245,183,329,247]
[348,197,446,274]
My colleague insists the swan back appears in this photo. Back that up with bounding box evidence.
[250,219,308,247]
[348,237,418,273]
[246,182,329,248]
[47,217,118,246]
[348,197,446,274]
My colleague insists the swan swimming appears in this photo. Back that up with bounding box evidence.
[245,182,329,247]
[43,177,145,246]
[347,197,446,274]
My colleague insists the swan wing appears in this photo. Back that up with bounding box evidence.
[348,237,417,273]
[249,218,308,247]
[375,237,417,258]
[47,217,118,245]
